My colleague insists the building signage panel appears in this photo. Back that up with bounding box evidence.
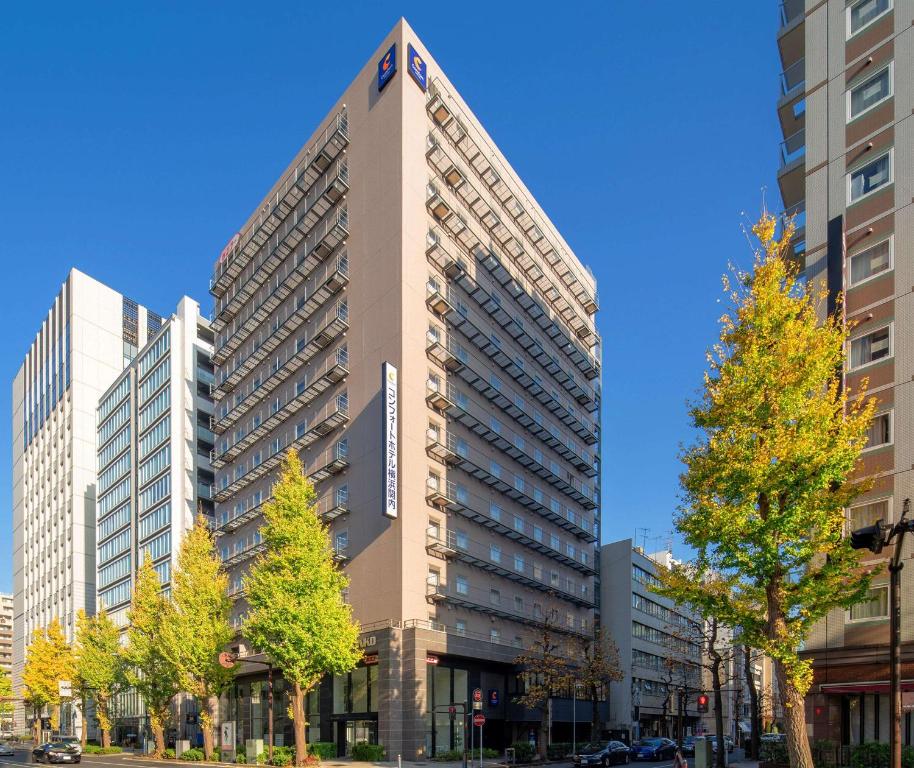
[378,44,397,91]
[407,44,427,92]
[216,232,240,267]
[488,689,499,707]
[382,362,398,518]
[220,721,235,751]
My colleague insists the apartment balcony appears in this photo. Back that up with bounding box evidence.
[318,489,350,521]
[426,280,454,316]
[426,429,459,463]
[784,202,806,263]
[227,583,246,601]
[308,440,351,484]
[446,301,598,446]
[425,330,465,372]
[426,87,599,322]
[221,540,266,569]
[214,297,348,399]
[426,378,455,412]
[778,128,805,211]
[213,497,264,534]
[777,0,805,75]
[425,434,595,542]
[425,529,595,607]
[213,396,349,503]
[213,202,349,333]
[425,581,587,637]
[332,544,349,563]
[211,110,349,299]
[212,353,349,469]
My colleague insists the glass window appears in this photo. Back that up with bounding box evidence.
[847,0,891,36]
[849,499,889,532]
[333,674,347,713]
[864,412,892,449]
[848,152,892,202]
[849,586,888,620]
[351,668,368,712]
[850,326,891,368]
[848,66,892,119]
[455,619,466,635]
[490,588,500,605]
[456,575,468,595]
[490,545,501,563]
[849,239,891,285]
[456,530,469,549]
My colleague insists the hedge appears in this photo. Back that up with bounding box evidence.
[351,742,385,761]
[308,743,337,760]
[510,741,536,763]
[179,748,205,761]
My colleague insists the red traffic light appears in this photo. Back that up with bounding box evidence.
[697,694,709,713]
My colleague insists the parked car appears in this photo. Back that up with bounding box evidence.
[761,733,786,743]
[574,741,632,766]
[32,742,81,764]
[681,737,696,757]
[701,736,734,754]
[50,737,81,755]
[630,738,677,762]
[0,743,15,757]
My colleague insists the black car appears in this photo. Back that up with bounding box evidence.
[574,741,632,766]
[681,737,696,757]
[629,738,677,762]
[32,743,81,764]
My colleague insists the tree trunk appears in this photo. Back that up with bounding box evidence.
[32,708,40,744]
[292,682,307,767]
[79,699,88,748]
[711,659,725,768]
[538,699,549,759]
[200,695,219,761]
[591,684,600,741]
[744,647,760,760]
[774,659,813,768]
[151,713,166,759]
[99,697,111,749]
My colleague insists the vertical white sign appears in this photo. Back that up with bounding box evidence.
[383,362,398,518]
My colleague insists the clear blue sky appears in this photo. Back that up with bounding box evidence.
[0,1,781,593]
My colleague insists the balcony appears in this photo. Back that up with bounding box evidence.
[221,539,266,569]
[426,280,454,316]
[778,0,804,30]
[308,440,350,484]
[777,0,805,74]
[213,396,349,503]
[212,352,349,469]
[332,544,349,563]
[425,528,594,607]
[426,378,455,411]
[425,581,586,637]
[425,330,464,372]
[425,434,596,541]
[214,297,349,399]
[779,58,805,99]
[211,110,349,299]
[778,129,805,210]
[318,489,350,521]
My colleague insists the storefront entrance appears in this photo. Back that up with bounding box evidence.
[336,719,378,756]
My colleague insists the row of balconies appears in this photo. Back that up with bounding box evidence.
[425,528,594,607]
[211,351,349,468]
[425,478,595,576]
[425,580,586,638]
[426,227,599,409]
[214,297,349,399]
[425,86,598,323]
[213,394,349,503]
[424,331,597,478]
[213,201,349,338]
[214,239,349,366]
[210,110,349,298]
[423,432,595,542]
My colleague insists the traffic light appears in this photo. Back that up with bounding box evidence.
[850,520,888,553]
[697,693,709,713]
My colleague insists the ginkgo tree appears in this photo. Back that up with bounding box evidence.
[670,213,877,768]
[22,618,74,742]
[74,608,125,748]
[244,450,362,767]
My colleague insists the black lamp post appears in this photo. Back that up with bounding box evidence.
[850,497,913,768]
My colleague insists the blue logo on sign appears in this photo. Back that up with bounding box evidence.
[488,689,499,707]
[407,44,427,92]
[378,43,396,91]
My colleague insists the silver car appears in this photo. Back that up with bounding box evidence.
[0,743,14,757]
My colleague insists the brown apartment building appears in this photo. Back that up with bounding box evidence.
[776,0,914,748]
[208,20,601,758]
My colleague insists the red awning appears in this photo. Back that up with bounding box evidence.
[820,681,914,695]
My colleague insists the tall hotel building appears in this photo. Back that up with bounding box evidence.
[776,0,914,747]
[95,296,214,739]
[210,20,601,758]
[11,269,160,731]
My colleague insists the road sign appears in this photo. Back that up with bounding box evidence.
[218,651,237,669]
[58,680,72,698]
[473,688,482,702]
[473,713,486,727]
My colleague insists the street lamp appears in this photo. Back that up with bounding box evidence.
[220,652,274,763]
[850,497,913,768]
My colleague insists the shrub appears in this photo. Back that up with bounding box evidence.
[98,746,123,755]
[83,746,102,754]
[308,742,337,760]
[510,741,536,763]
[164,748,176,759]
[209,747,221,762]
[760,741,789,766]
[179,748,205,761]
[547,743,571,760]
[351,742,385,762]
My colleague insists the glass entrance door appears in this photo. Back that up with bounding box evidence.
[339,720,378,755]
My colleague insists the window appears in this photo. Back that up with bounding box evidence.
[490,544,502,563]
[849,238,892,286]
[864,411,892,450]
[533,525,543,543]
[848,586,889,621]
[456,575,468,595]
[514,596,524,613]
[846,0,892,37]
[490,628,501,643]
[456,530,469,549]
[850,325,892,369]
[427,568,440,587]
[455,619,466,635]
[514,554,525,573]
[514,515,524,533]
[847,64,893,121]
[489,588,500,606]
[849,499,890,533]
[489,502,502,522]
[847,151,892,203]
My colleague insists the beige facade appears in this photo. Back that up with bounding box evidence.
[209,19,600,758]
[777,0,914,747]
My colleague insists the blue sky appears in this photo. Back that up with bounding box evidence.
[0,2,780,592]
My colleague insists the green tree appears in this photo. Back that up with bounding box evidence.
[22,618,74,742]
[671,214,876,768]
[74,609,125,748]
[125,556,180,757]
[513,611,573,758]
[161,516,234,760]
[244,450,362,766]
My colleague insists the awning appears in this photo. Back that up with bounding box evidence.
[738,721,752,734]
[820,680,914,695]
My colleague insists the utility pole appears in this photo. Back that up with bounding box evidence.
[850,497,913,768]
